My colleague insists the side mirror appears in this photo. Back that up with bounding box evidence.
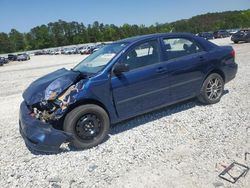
[113,63,129,75]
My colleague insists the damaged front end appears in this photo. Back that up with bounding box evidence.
[32,78,85,123]
[19,68,88,152]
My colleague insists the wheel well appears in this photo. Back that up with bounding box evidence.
[206,69,225,82]
[67,99,110,120]
[54,99,110,130]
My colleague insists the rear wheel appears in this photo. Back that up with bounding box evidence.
[198,73,224,104]
[234,41,239,44]
[63,104,110,149]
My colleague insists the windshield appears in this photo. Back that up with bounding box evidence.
[73,42,128,74]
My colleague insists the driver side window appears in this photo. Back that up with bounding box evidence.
[123,40,160,70]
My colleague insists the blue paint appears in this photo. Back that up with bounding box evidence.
[19,33,238,152]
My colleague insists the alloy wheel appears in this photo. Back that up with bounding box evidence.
[205,77,223,101]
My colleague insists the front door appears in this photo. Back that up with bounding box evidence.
[111,39,171,120]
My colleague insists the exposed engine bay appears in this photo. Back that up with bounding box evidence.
[22,68,87,123]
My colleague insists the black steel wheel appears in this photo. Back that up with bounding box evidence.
[63,104,110,149]
[75,114,102,142]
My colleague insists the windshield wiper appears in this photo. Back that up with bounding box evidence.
[70,68,79,72]
[70,69,93,78]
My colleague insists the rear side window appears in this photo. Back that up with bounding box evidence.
[163,38,202,61]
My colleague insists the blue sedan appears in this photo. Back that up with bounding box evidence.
[19,33,237,152]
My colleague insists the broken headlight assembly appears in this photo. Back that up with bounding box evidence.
[44,78,74,101]
[32,80,85,123]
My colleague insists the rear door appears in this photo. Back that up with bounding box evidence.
[161,37,206,101]
[111,39,171,119]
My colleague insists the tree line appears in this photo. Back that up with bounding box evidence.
[0,9,250,54]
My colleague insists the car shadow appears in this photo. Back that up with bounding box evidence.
[110,99,197,135]
[111,89,229,135]
[29,89,229,155]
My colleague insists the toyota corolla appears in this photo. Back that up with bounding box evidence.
[19,33,238,152]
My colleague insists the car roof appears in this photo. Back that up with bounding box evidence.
[117,32,195,43]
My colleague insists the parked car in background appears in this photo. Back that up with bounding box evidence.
[54,49,61,55]
[227,28,240,35]
[64,48,76,55]
[0,59,4,66]
[198,32,214,40]
[8,54,17,61]
[48,49,61,55]
[34,51,45,55]
[0,57,9,64]
[0,57,8,66]
[19,33,238,153]
[231,29,250,43]
[79,46,88,54]
[213,30,230,38]
[17,53,30,61]
[93,43,106,52]
[80,46,95,55]
[60,49,66,54]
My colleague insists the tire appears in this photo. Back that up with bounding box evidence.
[198,73,224,104]
[234,41,239,44]
[63,104,110,149]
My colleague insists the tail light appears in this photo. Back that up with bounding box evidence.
[230,49,235,59]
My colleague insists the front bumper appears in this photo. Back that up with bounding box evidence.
[19,101,72,153]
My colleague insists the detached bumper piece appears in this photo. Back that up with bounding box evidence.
[19,101,72,153]
[218,162,249,183]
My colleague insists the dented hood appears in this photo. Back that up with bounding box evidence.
[23,68,81,105]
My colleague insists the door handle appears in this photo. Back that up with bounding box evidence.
[156,67,167,73]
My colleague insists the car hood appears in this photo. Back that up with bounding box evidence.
[23,68,81,105]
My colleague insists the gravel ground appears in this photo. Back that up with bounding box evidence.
[0,38,249,188]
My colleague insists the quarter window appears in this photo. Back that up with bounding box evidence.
[123,40,160,70]
[163,38,202,61]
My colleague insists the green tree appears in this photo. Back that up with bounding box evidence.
[9,29,25,52]
[1,9,250,54]
[0,32,13,53]
[28,25,53,49]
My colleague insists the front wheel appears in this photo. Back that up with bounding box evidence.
[63,104,110,149]
[198,73,224,104]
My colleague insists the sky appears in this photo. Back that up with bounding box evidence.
[1,0,250,33]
